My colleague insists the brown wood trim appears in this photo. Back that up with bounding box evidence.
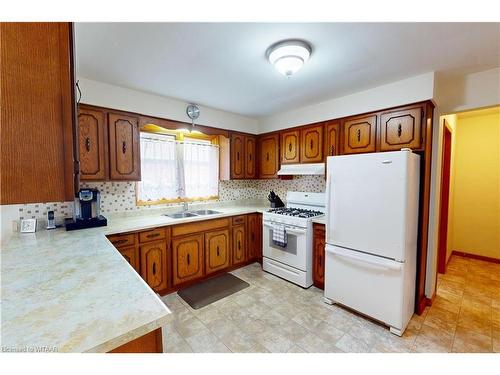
[451,250,500,264]
[108,328,163,353]
[171,218,230,237]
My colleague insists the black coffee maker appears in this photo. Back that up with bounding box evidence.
[65,188,107,231]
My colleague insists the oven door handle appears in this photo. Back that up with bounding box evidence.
[263,222,306,235]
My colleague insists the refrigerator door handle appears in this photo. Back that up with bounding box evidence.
[326,246,403,271]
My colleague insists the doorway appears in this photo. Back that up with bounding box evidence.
[437,121,453,274]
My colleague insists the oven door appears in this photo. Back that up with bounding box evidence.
[263,221,308,271]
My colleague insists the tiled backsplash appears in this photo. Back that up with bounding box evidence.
[12,176,326,221]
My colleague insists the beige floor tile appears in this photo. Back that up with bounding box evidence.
[292,310,324,330]
[287,345,307,353]
[296,331,343,353]
[254,329,295,353]
[346,315,386,347]
[451,326,492,353]
[457,309,492,337]
[371,332,413,353]
[412,324,453,353]
[433,290,462,314]
[423,306,458,332]
[322,306,355,332]
[309,320,345,343]
[334,333,371,353]
[218,329,260,353]
[438,279,465,298]
[162,326,193,353]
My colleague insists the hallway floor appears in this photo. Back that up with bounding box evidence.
[160,255,499,353]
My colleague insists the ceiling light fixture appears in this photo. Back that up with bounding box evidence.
[266,40,312,77]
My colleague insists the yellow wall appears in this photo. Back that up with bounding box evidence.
[448,107,500,260]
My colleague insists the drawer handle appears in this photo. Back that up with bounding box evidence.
[152,262,156,275]
[85,137,91,152]
[122,141,127,154]
[216,246,220,257]
[266,152,269,161]
[146,233,160,239]
[397,123,402,137]
[357,129,361,142]
[187,253,190,265]
[288,143,292,152]
[112,239,128,245]
[310,139,313,150]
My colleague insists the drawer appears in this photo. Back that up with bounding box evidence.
[108,233,136,248]
[172,218,230,237]
[139,227,167,243]
[232,215,247,225]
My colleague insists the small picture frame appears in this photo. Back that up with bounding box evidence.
[20,218,37,233]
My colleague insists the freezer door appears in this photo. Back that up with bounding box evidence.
[326,151,418,261]
[324,245,408,331]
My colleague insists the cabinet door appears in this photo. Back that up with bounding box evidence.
[108,112,141,180]
[205,229,230,274]
[247,214,262,261]
[119,246,140,273]
[172,234,204,285]
[324,121,340,157]
[140,241,168,292]
[232,224,247,265]
[312,224,326,289]
[258,134,280,179]
[78,107,107,180]
[342,115,377,154]
[230,133,245,179]
[300,124,324,163]
[245,136,256,178]
[281,130,300,164]
[380,106,423,151]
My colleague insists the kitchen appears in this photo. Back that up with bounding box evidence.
[1,6,500,374]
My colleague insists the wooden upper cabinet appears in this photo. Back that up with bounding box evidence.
[324,121,340,157]
[300,124,324,163]
[172,234,204,285]
[0,22,75,204]
[232,225,247,265]
[258,134,280,179]
[78,107,107,180]
[342,115,377,154]
[281,130,300,164]
[108,112,141,180]
[245,136,257,178]
[379,106,423,151]
[205,229,230,274]
[230,133,245,179]
[140,240,168,292]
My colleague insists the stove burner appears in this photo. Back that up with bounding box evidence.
[268,207,324,218]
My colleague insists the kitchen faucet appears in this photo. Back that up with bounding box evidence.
[182,202,189,212]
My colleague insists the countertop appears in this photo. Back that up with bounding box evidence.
[312,216,326,225]
[1,202,268,353]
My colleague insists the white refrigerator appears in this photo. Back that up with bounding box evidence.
[324,150,420,336]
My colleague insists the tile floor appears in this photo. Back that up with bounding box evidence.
[160,255,500,353]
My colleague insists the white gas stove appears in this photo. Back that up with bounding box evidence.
[262,191,325,287]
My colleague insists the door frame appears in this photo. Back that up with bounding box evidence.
[437,120,453,274]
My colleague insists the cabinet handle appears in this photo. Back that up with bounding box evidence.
[397,124,402,137]
[331,145,335,155]
[357,129,361,142]
[266,152,269,161]
[216,246,220,257]
[122,141,127,154]
[288,143,292,152]
[310,139,313,150]
[112,239,128,245]
[152,262,156,275]
[238,240,241,250]
[146,233,160,239]
[85,137,91,152]
[251,233,254,241]
[187,253,190,265]
[237,151,240,161]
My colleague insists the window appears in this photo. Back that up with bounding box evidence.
[137,131,219,205]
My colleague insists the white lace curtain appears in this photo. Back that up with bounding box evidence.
[137,133,219,203]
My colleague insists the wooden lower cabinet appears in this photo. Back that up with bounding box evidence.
[119,246,140,273]
[172,234,205,285]
[232,224,247,265]
[205,229,230,274]
[247,213,262,261]
[312,223,326,289]
[140,241,169,292]
[109,328,162,353]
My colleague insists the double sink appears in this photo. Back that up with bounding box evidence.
[164,209,222,219]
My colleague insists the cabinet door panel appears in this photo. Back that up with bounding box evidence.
[232,225,247,265]
[247,214,262,261]
[230,133,245,179]
[312,224,326,289]
[108,113,141,180]
[119,246,140,273]
[258,134,279,179]
[300,124,323,163]
[205,229,230,274]
[324,121,340,157]
[343,115,377,154]
[140,241,168,292]
[281,130,300,164]
[172,234,204,285]
[78,107,107,180]
[245,136,256,178]
[380,106,423,151]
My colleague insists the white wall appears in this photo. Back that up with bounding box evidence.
[77,78,260,134]
[258,72,435,132]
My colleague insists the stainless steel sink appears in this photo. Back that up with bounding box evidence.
[164,212,198,219]
[190,209,222,215]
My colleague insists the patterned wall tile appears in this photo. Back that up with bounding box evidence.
[18,202,74,221]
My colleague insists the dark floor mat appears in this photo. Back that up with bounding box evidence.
[177,273,250,309]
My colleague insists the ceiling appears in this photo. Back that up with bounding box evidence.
[75,23,500,117]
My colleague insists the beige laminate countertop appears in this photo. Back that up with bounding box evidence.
[0,202,268,353]
[312,217,326,225]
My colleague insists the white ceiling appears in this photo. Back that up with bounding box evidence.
[75,23,500,117]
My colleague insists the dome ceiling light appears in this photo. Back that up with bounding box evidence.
[266,40,312,77]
